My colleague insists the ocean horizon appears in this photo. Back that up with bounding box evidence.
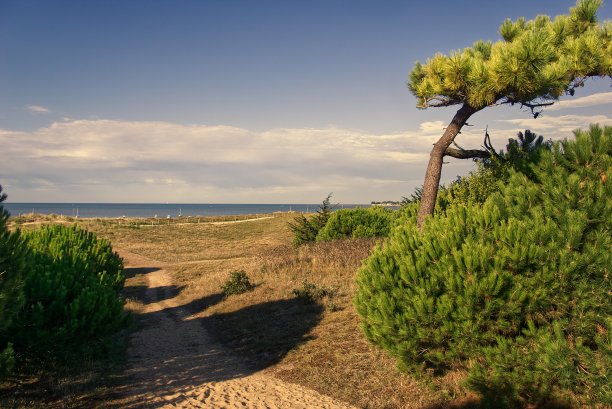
[3,202,371,219]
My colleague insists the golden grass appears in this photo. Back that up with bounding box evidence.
[193,237,472,409]
[5,213,475,408]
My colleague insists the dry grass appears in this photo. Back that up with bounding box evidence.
[193,237,472,409]
[5,213,476,408]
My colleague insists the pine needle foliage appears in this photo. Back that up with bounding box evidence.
[11,224,126,357]
[408,0,611,110]
[354,125,611,407]
[0,186,28,378]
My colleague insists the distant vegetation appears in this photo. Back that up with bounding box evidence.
[317,206,395,241]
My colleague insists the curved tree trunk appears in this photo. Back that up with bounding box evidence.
[416,103,478,229]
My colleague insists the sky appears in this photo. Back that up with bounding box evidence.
[1,0,611,204]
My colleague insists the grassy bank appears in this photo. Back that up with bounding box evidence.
[5,213,474,408]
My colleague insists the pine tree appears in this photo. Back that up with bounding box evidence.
[409,0,612,228]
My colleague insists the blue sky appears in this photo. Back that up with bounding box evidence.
[1,0,611,203]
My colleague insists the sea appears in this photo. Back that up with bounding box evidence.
[3,203,370,219]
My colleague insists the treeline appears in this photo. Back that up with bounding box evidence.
[0,189,126,379]
[289,125,611,407]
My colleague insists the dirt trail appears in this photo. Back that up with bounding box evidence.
[111,250,356,409]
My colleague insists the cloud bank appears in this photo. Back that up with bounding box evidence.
[2,111,610,203]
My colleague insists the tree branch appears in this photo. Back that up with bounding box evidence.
[443,126,502,160]
[444,147,491,159]
[484,126,503,160]
[520,101,555,109]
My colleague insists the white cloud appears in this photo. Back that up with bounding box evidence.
[26,105,51,114]
[3,112,606,203]
[1,119,439,202]
[2,120,436,168]
[419,120,445,133]
[498,114,612,134]
[546,92,612,111]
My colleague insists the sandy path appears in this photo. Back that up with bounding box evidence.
[112,250,356,409]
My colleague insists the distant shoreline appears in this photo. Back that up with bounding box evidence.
[4,203,372,219]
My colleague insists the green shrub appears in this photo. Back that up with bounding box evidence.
[12,224,126,356]
[0,186,28,378]
[292,280,339,311]
[288,193,333,246]
[221,270,253,296]
[316,206,395,241]
[293,280,335,303]
[354,125,611,407]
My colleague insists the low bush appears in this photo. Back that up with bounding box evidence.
[292,280,340,312]
[354,125,611,407]
[11,224,126,356]
[221,270,253,296]
[317,206,395,241]
[293,280,337,302]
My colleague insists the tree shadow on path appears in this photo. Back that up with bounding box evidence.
[202,298,324,370]
[107,253,323,408]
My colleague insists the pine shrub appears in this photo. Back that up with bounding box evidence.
[221,270,253,296]
[12,224,126,356]
[316,206,395,241]
[288,193,333,246]
[0,186,28,378]
[354,125,611,407]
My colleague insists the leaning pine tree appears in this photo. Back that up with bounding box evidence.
[409,0,611,228]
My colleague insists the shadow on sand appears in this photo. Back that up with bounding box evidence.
[106,259,323,408]
[203,297,324,370]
